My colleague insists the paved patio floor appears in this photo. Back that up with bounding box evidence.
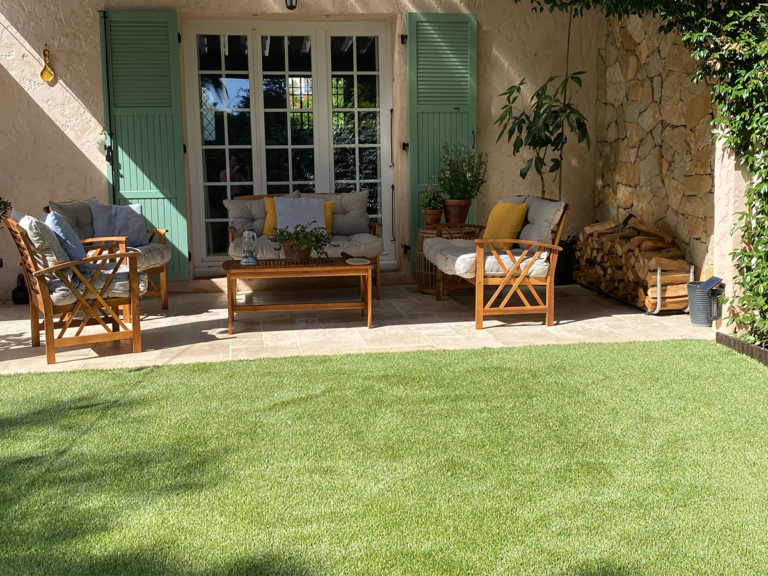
[0,284,714,373]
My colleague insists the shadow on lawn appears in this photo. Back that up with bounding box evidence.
[562,560,637,576]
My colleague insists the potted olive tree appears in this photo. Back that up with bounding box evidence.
[270,222,335,261]
[420,183,444,228]
[436,144,487,224]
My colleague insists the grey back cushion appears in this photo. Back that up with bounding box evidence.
[300,191,369,235]
[49,197,99,239]
[501,195,565,245]
[224,191,300,237]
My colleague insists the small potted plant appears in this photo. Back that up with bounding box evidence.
[420,183,444,228]
[0,197,11,228]
[436,144,487,224]
[270,222,335,261]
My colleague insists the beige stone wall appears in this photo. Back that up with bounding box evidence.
[594,15,715,277]
[0,0,600,299]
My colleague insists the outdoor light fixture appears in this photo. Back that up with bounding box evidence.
[285,0,297,10]
[241,230,258,266]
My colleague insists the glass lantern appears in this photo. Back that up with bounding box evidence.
[241,230,258,266]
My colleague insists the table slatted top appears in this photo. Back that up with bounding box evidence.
[222,257,371,273]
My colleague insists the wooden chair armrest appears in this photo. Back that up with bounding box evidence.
[435,223,486,239]
[368,222,382,237]
[33,252,139,278]
[85,242,121,256]
[474,238,563,252]
[146,228,168,244]
[228,226,236,242]
[82,236,128,244]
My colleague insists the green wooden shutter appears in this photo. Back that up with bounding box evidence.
[100,11,189,281]
[407,12,477,261]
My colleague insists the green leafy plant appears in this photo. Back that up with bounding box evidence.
[495,73,590,199]
[270,222,336,260]
[511,0,768,344]
[419,184,444,211]
[435,144,488,201]
[0,197,11,229]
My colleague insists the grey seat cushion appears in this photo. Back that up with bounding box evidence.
[300,191,369,235]
[224,191,301,237]
[501,195,565,245]
[50,265,148,306]
[423,237,550,280]
[49,198,99,239]
[128,243,172,270]
[229,232,384,260]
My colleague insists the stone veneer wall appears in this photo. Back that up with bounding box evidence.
[595,15,715,277]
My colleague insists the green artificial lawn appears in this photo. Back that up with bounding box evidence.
[1,340,768,575]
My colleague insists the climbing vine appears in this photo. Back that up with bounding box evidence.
[514,0,768,344]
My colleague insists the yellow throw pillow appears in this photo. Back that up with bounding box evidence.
[482,201,528,250]
[323,201,334,235]
[263,196,334,236]
[263,196,277,236]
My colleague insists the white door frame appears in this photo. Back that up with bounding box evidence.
[182,20,394,276]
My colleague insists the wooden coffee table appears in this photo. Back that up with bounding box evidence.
[222,258,373,334]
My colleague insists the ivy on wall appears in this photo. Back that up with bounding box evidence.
[513,0,768,344]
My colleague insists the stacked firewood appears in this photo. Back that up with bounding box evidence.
[574,218,691,311]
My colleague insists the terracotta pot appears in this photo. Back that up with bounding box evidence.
[282,241,312,261]
[443,199,472,224]
[422,209,443,228]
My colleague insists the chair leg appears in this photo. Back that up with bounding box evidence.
[131,287,142,355]
[30,301,40,347]
[122,305,131,324]
[545,275,555,327]
[160,266,169,309]
[475,270,484,331]
[373,257,380,300]
[436,269,443,301]
[43,309,56,365]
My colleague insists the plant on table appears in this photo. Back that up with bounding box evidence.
[495,73,590,200]
[435,144,487,224]
[270,222,336,261]
[419,183,444,228]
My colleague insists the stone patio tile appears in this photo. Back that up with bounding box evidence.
[426,333,505,350]
[261,330,300,347]
[230,346,303,360]
[159,340,231,361]
[337,344,438,355]
[356,329,434,348]
[294,328,367,349]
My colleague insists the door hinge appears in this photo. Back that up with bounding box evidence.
[400,34,407,45]
[401,142,409,151]
[178,33,182,43]
[188,251,192,262]
[183,144,187,154]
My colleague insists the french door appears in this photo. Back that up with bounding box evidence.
[183,22,394,275]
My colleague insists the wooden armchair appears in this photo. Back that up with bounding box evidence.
[4,217,142,364]
[429,202,569,329]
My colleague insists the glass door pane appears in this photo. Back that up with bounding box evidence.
[197,34,253,256]
[330,36,381,220]
[261,35,315,194]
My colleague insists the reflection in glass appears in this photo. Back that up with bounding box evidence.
[335,183,356,193]
[357,75,379,108]
[262,36,286,72]
[220,149,253,197]
[292,183,315,193]
[288,36,312,72]
[333,112,355,144]
[360,147,380,180]
[267,184,290,195]
[289,76,313,110]
[292,149,315,181]
[227,111,251,145]
[290,112,314,145]
[206,221,229,256]
[203,149,226,183]
[266,149,289,182]
[201,111,224,145]
[358,112,379,144]
[330,36,354,71]
[225,35,249,71]
[198,35,221,71]
[223,75,250,109]
[331,75,354,108]
[264,112,288,145]
[334,147,356,181]
[363,184,381,216]
[200,74,224,109]
[263,76,287,108]
[357,37,378,71]
[205,186,228,218]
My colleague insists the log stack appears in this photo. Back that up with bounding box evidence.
[574,218,692,311]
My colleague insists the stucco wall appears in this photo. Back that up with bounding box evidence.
[0,0,600,299]
[594,14,716,278]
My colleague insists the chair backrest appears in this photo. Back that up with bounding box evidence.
[3,217,45,305]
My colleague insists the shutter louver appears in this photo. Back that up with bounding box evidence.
[407,13,477,264]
